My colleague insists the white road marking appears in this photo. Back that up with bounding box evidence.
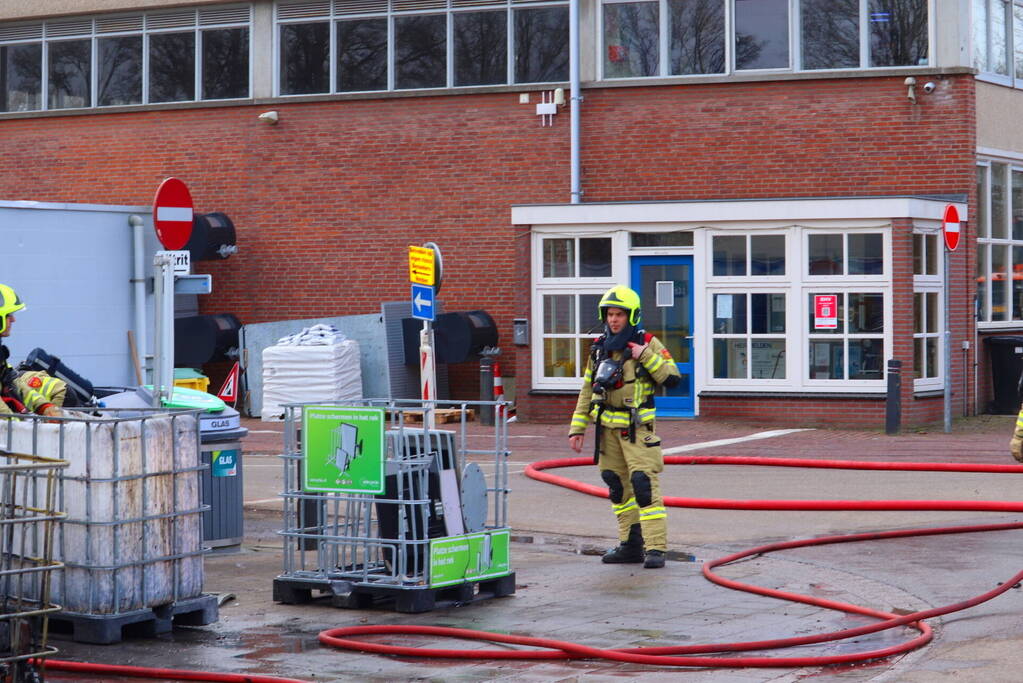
[661,428,814,455]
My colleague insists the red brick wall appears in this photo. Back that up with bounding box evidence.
[0,73,979,426]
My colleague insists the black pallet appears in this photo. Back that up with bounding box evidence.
[49,594,219,644]
[274,572,516,614]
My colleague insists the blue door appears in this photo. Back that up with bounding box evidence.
[631,256,694,417]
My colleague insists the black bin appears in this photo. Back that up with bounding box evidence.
[199,409,248,548]
[985,336,1023,414]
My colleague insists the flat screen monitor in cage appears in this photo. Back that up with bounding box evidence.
[301,406,385,493]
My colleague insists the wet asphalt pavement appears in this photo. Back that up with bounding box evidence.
[42,413,1023,682]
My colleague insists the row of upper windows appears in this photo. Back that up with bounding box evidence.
[973,0,1023,87]
[0,0,934,113]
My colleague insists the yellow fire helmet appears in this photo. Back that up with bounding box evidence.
[598,285,641,326]
[0,284,25,335]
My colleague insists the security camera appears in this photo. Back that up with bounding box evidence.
[923,81,936,94]
[257,110,279,125]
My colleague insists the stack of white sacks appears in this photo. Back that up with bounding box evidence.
[261,324,363,421]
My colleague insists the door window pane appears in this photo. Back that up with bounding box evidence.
[869,0,928,67]
[48,39,90,109]
[281,22,329,95]
[808,234,843,275]
[992,163,1008,239]
[735,0,789,69]
[993,243,1008,321]
[848,338,882,379]
[925,291,937,333]
[396,14,447,89]
[713,293,746,334]
[455,10,507,86]
[713,338,747,378]
[1014,245,1023,320]
[97,36,142,106]
[543,238,574,277]
[848,234,883,274]
[808,293,844,333]
[809,340,843,379]
[751,339,785,379]
[668,0,725,75]
[713,235,746,276]
[1,43,42,112]
[603,2,659,78]
[150,32,195,103]
[750,235,785,275]
[202,27,249,99]
[631,231,694,247]
[579,294,602,334]
[543,295,574,333]
[751,293,785,333]
[977,165,989,238]
[544,338,575,376]
[848,293,883,333]
[515,6,569,83]
[1012,170,1023,240]
[579,238,612,277]
[338,18,388,92]
[801,0,858,69]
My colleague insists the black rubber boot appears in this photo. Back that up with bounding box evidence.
[643,550,666,569]
[602,524,644,564]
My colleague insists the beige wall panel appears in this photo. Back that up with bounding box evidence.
[0,1,250,22]
[977,82,1023,155]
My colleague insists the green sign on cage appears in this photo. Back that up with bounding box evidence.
[302,406,385,493]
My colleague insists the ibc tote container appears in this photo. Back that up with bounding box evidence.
[0,410,205,615]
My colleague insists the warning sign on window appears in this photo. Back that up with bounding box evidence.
[814,294,838,330]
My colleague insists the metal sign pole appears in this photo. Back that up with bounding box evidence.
[152,252,175,407]
[943,247,951,433]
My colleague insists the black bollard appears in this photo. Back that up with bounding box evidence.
[885,359,901,435]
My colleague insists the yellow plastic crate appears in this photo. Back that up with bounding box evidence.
[173,369,210,393]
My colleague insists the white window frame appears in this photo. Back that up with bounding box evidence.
[0,4,252,112]
[912,226,942,390]
[273,0,569,96]
[708,287,790,384]
[596,0,933,80]
[977,155,1023,327]
[531,230,626,391]
[973,0,1023,87]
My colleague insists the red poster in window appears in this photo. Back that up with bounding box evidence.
[814,294,838,330]
[608,45,629,63]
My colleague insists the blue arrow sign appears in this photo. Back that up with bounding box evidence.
[411,283,435,321]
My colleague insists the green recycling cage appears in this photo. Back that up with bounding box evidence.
[272,399,514,613]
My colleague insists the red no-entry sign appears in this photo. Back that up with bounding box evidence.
[943,204,961,252]
[153,177,194,250]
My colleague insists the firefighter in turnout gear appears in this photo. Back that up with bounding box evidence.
[0,284,64,418]
[568,285,681,569]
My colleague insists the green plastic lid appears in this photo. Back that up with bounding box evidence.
[145,385,226,413]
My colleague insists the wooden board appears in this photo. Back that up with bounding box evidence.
[401,408,473,424]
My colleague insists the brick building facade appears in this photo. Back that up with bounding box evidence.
[1,1,1021,428]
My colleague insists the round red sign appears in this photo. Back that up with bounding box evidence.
[153,177,195,250]
[942,204,961,252]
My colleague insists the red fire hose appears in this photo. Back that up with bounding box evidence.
[317,454,1023,669]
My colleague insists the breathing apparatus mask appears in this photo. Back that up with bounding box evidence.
[591,357,624,396]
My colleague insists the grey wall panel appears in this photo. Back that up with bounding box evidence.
[240,313,386,418]
[240,302,448,418]
[1,202,157,387]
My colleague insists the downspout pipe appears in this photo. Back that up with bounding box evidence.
[569,0,581,204]
[129,214,148,384]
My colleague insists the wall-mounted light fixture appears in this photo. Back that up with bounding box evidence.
[258,110,279,125]
[904,77,917,104]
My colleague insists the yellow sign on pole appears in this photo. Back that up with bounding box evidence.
[409,245,435,286]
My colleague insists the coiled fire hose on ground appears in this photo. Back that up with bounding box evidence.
[319,455,1023,669]
[38,454,1023,678]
